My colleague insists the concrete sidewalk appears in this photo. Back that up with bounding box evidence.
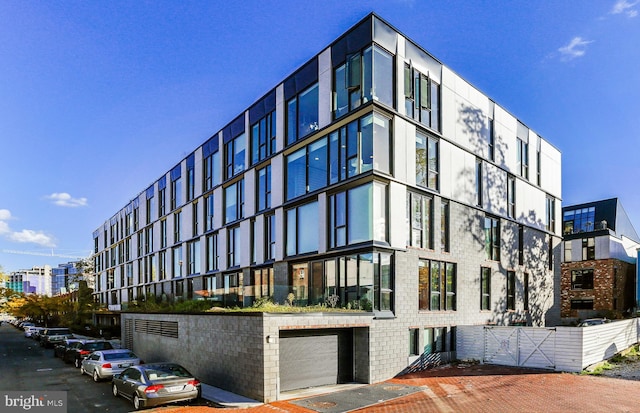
[200,383,262,408]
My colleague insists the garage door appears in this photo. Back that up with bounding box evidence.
[280,334,338,392]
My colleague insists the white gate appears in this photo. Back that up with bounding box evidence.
[484,326,556,369]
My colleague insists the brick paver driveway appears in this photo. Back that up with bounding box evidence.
[150,363,640,413]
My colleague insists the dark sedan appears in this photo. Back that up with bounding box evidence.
[53,338,86,358]
[63,340,114,367]
[111,363,200,410]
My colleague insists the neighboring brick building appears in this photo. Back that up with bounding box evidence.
[561,198,640,322]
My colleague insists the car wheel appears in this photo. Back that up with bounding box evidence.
[74,358,81,368]
[92,370,100,382]
[133,394,142,410]
[111,384,119,397]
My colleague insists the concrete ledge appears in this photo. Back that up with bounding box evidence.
[201,383,262,408]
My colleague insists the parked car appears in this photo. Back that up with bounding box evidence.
[64,340,114,368]
[54,338,86,358]
[578,318,611,327]
[31,327,46,341]
[40,328,74,348]
[24,326,44,338]
[81,349,141,382]
[111,363,201,410]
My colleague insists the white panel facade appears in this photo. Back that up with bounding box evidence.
[388,181,407,250]
[317,48,332,130]
[484,162,507,216]
[493,105,517,171]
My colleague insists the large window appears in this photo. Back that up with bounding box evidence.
[480,267,491,310]
[225,133,246,179]
[224,179,244,224]
[248,267,274,305]
[333,45,393,119]
[563,207,595,235]
[423,327,448,355]
[286,113,391,201]
[407,192,433,249]
[329,182,387,248]
[290,251,392,312]
[203,272,242,307]
[255,165,271,212]
[286,137,327,200]
[286,201,318,256]
[329,112,390,184]
[418,259,456,311]
[416,131,439,190]
[571,269,594,290]
[405,64,440,131]
[484,216,500,261]
[251,110,276,165]
[287,83,319,145]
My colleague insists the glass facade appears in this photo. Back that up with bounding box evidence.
[91,15,559,329]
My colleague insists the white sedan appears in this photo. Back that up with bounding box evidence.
[81,349,142,382]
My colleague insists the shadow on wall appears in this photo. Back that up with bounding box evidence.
[456,102,559,327]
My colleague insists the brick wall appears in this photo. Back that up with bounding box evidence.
[560,259,635,319]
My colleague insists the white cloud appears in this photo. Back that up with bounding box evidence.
[611,0,639,17]
[558,37,593,61]
[8,229,56,248]
[0,208,56,247]
[45,192,88,207]
[0,209,12,235]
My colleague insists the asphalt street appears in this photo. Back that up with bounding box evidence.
[0,322,132,413]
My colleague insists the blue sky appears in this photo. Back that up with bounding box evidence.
[1,0,639,273]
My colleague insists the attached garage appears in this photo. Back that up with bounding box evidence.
[279,329,354,392]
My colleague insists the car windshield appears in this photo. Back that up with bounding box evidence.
[104,352,137,361]
[144,365,192,380]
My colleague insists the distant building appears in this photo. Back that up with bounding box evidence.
[561,198,640,322]
[7,266,52,295]
[52,261,82,296]
[93,13,562,401]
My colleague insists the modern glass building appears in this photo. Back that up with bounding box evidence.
[94,13,562,400]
